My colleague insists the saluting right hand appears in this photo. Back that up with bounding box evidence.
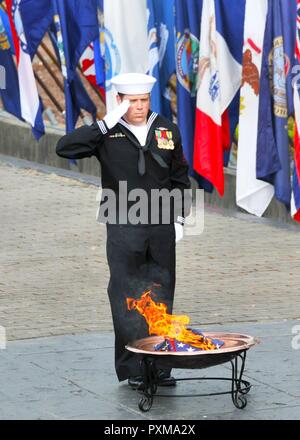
[103,100,130,129]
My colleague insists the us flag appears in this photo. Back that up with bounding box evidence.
[154,328,224,352]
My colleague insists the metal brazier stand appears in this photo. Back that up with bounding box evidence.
[126,333,258,412]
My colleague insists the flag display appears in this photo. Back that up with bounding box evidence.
[291,164,300,222]
[146,0,175,117]
[236,0,274,216]
[0,9,21,118]
[0,1,300,223]
[80,43,100,92]
[147,0,161,114]
[48,27,97,133]
[292,0,300,222]
[175,0,201,175]
[51,0,98,132]
[104,0,148,111]
[92,0,106,101]
[18,0,52,59]
[256,0,294,210]
[6,0,45,139]
[0,6,13,49]
[194,0,245,196]
[175,0,212,191]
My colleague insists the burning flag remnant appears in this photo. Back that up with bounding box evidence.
[153,328,224,352]
[127,289,224,352]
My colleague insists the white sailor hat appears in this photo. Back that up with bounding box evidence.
[111,73,156,95]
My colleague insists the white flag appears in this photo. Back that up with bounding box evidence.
[236,0,273,216]
[6,0,45,139]
[104,0,148,111]
[194,0,243,196]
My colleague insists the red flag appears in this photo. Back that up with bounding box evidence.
[291,0,300,221]
[193,0,244,196]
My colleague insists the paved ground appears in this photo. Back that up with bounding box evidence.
[0,154,300,420]
[1,155,300,341]
[1,321,300,420]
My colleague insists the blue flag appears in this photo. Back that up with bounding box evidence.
[147,0,161,114]
[216,0,245,168]
[281,0,297,117]
[153,0,176,118]
[17,0,53,139]
[292,163,300,220]
[291,1,300,221]
[48,28,97,133]
[0,10,21,118]
[93,0,105,93]
[147,0,175,118]
[282,0,297,217]
[19,0,53,59]
[256,0,294,209]
[175,0,213,191]
[51,0,99,132]
[0,7,13,51]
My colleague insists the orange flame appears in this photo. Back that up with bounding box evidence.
[127,289,216,350]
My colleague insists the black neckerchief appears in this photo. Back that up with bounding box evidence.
[118,112,168,176]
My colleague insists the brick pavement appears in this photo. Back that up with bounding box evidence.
[1,159,300,341]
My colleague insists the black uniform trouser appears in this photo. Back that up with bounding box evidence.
[106,224,176,382]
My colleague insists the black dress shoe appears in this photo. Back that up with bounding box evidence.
[156,370,176,387]
[128,376,144,390]
[128,372,176,390]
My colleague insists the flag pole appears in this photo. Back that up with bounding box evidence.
[36,48,64,92]
[40,38,104,105]
[34,70,64,115]
[35,46,88,123]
